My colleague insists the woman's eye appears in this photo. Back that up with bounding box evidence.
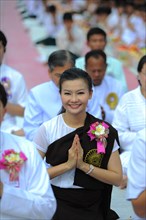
[78,92,84,95]
[64,92,70,95]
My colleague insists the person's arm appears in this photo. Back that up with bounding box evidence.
[23,91,43,141]
[131,190,146,218]
[6,103,24,116]
[126,129,146,218]
[0,145,56,219]
[6,74,27,117]
[76,135,122,186]
[37,134,78,179]
[78,150,122,186]
[112,97,136,151]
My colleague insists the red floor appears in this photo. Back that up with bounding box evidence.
[1,0,138,91]
[1,0,49,90]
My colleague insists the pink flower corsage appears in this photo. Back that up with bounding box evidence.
[0,149,27,182]
[87,121,109,154]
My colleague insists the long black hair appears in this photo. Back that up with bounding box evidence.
[0,83,7,107]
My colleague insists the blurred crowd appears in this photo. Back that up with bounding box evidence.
[20,0,146,50]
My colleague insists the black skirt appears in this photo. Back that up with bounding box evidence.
[52,185,106,220]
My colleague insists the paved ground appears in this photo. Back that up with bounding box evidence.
[111,186,135,220]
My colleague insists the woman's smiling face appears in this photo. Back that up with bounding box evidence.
[61,78,92,116]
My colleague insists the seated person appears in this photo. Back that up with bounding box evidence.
[35,4,62,46]
[126,128,146,220]
[75,27,128,92]
[23,50,75,141]
[0,31,27,134]
[0,83,56,219]
[56,12,86,60]
[33,67,122,220]
[112,55,146,188]
[85,50,125,124]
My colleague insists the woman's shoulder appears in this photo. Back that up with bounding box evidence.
[43,114,63,127]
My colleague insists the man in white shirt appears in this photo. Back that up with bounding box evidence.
[85,50,125,124]
[76,27,128,92]
[0,83,56,220]
[112,55,146,188]
[0,30,28,134]
[23,50,75,141]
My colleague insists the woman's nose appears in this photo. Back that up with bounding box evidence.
[71,94,78,101]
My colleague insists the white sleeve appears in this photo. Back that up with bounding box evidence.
[23,90,44,141]
[112,98,136,152]
[33,123,49,153]
[12,74,28,107]
[126,130,146,200]
[1,145,56,219]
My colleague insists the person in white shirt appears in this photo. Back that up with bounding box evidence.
[23,50,75,141]
[35,4,62,46]
[0,30,28,134]
[112,55,146,188]
[0,83,56,220]
[33,67,122,220]
[56,12,86,60]
[75,27,128,92]
[126,128,146,220]
[85,50,125,124]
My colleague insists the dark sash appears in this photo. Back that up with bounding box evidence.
[45,113,119,189]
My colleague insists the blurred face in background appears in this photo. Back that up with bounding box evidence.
[87,34,106,51]
[85,56,107,86]
[49,63,73,87]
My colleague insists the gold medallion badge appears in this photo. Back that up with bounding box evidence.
[106,93,118,109]
[84,149,104,167]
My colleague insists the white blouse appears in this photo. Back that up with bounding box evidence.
[33,114,119,188]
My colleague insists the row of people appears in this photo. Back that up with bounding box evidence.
[0,70,122,219]
[1,29,145,181]
[0,29,126,137]
[20,0,146,50]
[1,68,145,219]
[1,27,145,173]
[23,48,125,141]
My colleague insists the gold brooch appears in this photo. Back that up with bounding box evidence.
[106,93,118,109]
[84,149,104,167]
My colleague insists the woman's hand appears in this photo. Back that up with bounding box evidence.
[76,135,84,169]
[66,134,78,169]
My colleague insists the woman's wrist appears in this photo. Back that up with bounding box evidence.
[79,162,94,175]
[86,164,94,175]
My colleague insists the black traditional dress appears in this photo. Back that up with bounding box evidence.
[45,113,120,220]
